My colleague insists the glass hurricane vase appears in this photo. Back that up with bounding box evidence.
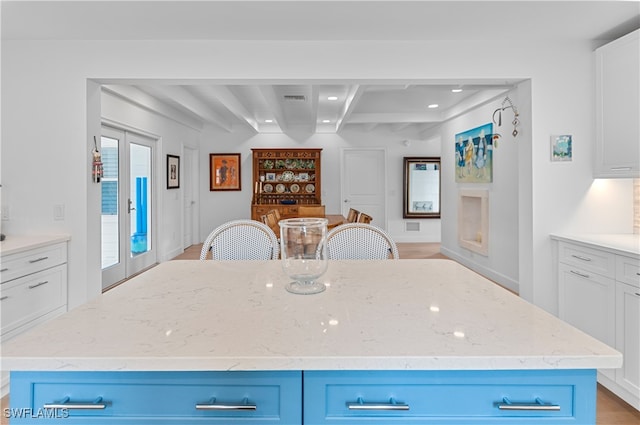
[279,217,329,295]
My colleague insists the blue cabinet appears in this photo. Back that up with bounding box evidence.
[8,371,301,424]
[303,370,596,424]
[8,369,597,424]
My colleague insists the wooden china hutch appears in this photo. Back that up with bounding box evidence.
[251,148,322,220]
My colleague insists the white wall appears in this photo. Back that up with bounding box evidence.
[197,125,441,243]
[1,39,634,313]
[434,87,523,293]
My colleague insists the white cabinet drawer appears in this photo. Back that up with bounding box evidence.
[1,242,67,283]
[558,241,615,278]
[1,264,67,337]
[616,255,640,288]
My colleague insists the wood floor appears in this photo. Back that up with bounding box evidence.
[2,243,638,424]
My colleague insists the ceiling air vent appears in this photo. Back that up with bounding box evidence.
[283,95,306,101]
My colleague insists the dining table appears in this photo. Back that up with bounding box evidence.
[322,214,345,229]
[2,259,621,424]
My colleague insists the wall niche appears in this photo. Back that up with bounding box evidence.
[458,189,489,256]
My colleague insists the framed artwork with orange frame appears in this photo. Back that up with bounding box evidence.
[209,153,241,191]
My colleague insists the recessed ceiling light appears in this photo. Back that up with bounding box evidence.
[322,119,331,123]
[327,96,338,101]
[264,119,273,123]
[428,104,439,108]
[451,88,463,93]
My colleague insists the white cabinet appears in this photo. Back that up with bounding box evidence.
[556,237,640,410]
[613,252,640,409]
[616,282,640,401]
[0,236,69,396]
[594,29,640,178]
[1,238,69,341]
[558,243,616,381]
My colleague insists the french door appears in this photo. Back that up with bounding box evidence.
[101,126,157,290]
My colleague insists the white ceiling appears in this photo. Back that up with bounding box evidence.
[3,1,639,136]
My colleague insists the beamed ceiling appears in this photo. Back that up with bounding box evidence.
[103,82,520,137]
[3,1,638,137]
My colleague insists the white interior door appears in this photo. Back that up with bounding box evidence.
[101,126,157,290]
[341,148,387,228]
[183,146,199,248]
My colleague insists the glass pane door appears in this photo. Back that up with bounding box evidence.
[101,134,121,271]
[101,127,157,290]
[129,143,152,257]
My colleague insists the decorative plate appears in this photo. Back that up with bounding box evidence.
[276,184,286,193]
[263,160,274,170]
[281,170,295,182]
[263,183,273,193]
[290,183,300,193]
[305,184,315,193]
[285,159,298,169]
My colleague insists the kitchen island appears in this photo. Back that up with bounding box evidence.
[2,259,622,424]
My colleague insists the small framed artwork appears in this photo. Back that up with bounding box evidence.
[166,154,180,189]
[210,153,241,191]
[551,135,572,162]
[265,172,276,182]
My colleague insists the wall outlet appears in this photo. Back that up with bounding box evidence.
[1,205,9,221]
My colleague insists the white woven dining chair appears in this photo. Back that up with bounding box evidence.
[326,223,400,260]
[200,219,280,260]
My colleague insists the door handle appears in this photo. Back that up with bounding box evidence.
[128,199,136,213]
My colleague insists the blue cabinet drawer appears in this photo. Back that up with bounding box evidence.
[9,371,301,424]
[303,369,596,424]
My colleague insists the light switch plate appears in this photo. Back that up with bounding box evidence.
[53,204,65,221]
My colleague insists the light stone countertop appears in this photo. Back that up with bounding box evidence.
[551,233,640,258]
[0,234,71,256]
[1,259,622,372]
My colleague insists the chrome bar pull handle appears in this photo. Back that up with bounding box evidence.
[29,256,49,264]
[0,296,8,301]
[28,281,48,289]
[1,268,8,272]
[44,396,107,410]
[195,397,257,411]
[570,270,590,279]
[347,397,409,411]
[496,397,560,411]
[571,254,592,262]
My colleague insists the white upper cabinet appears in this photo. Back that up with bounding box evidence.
[594,29,640,178]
